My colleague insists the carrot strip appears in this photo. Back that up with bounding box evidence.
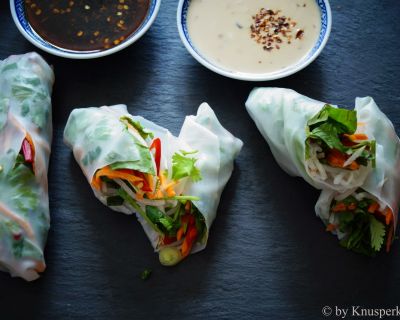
[368,202,379,213]
[326,224,337,232]
[385,208,394,226]
[345,133,369,141]
[24,133,36,172]
[326,149,347,168]
[332,202,347,212]
[176,226,185,241]
[349,161,360,170]
[159,171,166,188]
[91,166,144,190]
[34,261,46,273]
[347,203,357,210]
[181,227,198,258]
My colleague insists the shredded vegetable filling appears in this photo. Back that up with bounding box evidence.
[306,104,375,187]
[326,189,394,255]
[90,120,206,263]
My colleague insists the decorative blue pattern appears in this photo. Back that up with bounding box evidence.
[180,0,330,75]
[13,0,159,55]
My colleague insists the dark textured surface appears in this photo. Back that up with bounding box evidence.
[1,1,400,319]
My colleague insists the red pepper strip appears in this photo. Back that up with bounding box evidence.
[150,138,161,176]
[22,138,34,163]
[163,235,177,245]
[134,172,152,192]
[340,135,357,147]
[181,214,195,226]
[181,225,198,258]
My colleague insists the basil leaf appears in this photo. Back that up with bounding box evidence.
[308,122,347,152]
[308,104,357,134]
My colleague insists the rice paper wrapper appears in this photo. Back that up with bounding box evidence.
[316,97,400,234]
[178,103,243,252]
[0,52,54,281]
[245,87,373,192]
[64,103,243,254]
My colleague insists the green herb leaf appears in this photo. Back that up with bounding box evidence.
[140,269,152,280]
[171,152,202,182]
[370,215,386,251]
[146,206,177,234]
[120,116,154,140]
[308,122,347,152]
[307,104,357,134]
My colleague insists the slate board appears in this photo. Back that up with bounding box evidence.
[1,1,400,319]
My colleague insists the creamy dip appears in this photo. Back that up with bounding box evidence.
[186,0,321,74]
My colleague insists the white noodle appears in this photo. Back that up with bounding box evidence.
[343,146,366,167]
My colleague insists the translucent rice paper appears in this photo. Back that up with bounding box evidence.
[316,97,400,234]
[64,103,243,254]
[0,53,54,281]
[245,87,372,192]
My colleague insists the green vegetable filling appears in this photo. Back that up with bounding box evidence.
[331,191,391,256]
[306,105,375,168]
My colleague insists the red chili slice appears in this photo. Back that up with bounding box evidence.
[150,138,161,176]
[22,138,34,163]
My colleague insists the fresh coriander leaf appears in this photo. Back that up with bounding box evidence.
[370,215,386,251]
[171,152,202,182]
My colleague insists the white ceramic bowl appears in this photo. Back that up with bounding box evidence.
[10,0,161,59]
[177,0,332,81]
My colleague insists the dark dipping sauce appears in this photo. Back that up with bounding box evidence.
[25,0,150,52]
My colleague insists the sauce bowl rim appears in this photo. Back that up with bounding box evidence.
[177,0,332,81]
[9,0,162,59]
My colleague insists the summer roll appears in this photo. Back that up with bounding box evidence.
[315,97,400,255]
[245,88,375,192]
[64,103,242,265]
[0,53,54,280]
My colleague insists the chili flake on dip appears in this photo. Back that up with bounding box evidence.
[186,0,322,74]
[25,0,150,52]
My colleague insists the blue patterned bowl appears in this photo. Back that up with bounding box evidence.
[10,0,161,59]
[177,0,332,81]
